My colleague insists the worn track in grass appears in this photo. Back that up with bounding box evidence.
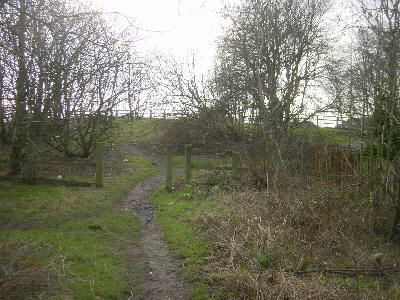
[120,145,188,299]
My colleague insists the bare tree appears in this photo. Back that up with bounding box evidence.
[159,55,213,116]
[0,0,151,169]
[0,67,6,144]
[353,0,400,239]
[214,0,330,129]
[8,0,29,176]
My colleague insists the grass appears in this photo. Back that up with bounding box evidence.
[151,191,207,271]
[112,117,168,147]
[112,116,356,149]
[151,169,400,299]
[151,190,224,299]
[2,116,397,299]
[0,148,157,299]
[295,126,356,145]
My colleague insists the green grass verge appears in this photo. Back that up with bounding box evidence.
[151,190,223,299]
[294,126,355,145]
[0,155,157,299]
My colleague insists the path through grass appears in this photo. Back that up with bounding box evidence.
[0,152,156,299]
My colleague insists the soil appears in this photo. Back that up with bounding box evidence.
[120,145,189,300]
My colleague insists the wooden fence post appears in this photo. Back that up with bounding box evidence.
[166,146,173,192]
[314,145,319,171]
[96,142,104,188]
[231,152,239,172]
[185,144,192,184]
[26,141,36,185]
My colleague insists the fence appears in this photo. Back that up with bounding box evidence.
[163,143,363,191]
[313,145,360,176]
[165,144,240,191]
[112,108,186,120]
[0,142,104,188]
[162,141,395,195]
[310,142,399,206]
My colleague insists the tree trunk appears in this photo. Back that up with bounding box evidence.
[391,164,400,241]
[0,71,6,144]
[391,189,400,241]
[10,0,28,176]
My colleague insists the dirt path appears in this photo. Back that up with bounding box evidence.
[121,146,188,300]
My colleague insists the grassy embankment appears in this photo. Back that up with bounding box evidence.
[114,117,230,169]
[294,126,355,145]
[0,120,157,299]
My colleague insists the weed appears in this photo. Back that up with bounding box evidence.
[152,169,400,299]
[190,282,221,300]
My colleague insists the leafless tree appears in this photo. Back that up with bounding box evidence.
[159,55,213,116]
[214,0,330,129]
[0,0,151,174]
[367,0,400,240]
[349,0,400,239]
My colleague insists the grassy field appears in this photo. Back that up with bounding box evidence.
[129,118,400,299]
[114,116,358,148]
[0,136,157,298]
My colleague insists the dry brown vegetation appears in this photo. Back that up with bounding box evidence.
[179,169,400,299]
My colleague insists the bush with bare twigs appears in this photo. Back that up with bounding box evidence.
[179,170,400,299]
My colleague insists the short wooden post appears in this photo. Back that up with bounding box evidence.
[314,145,319,171]
[231,152,239,172]
[163,110,166,119]
[359,145,363,177]
[96,142,104,188]
[185,144,192,184]
[26,141,36,185]
[166,146,173,192]
[150,110,152,118]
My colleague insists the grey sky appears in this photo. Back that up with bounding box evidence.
[90,0,357,124]
[91,0,228,73]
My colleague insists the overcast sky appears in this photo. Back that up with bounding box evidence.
[89,0,357,123]
[91,0,229,74]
